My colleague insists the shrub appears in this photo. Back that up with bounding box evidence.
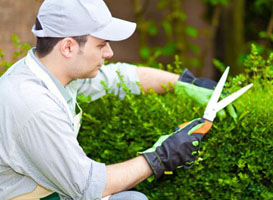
[77,46,273,200]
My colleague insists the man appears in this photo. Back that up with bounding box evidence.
[0,0,235,199]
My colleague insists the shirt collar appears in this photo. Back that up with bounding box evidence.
[29,48,72,102]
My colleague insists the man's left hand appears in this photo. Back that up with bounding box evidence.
[175,68,237,121]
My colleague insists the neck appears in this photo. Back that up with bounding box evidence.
[34,51,72,86]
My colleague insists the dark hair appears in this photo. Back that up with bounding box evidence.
[34,18,88,58]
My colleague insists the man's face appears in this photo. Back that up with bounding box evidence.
[72,35,113,79]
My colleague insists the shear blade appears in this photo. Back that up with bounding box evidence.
[214,83,253,113]
[204,67,230,116]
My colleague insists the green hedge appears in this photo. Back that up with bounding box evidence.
[77,46,273,200]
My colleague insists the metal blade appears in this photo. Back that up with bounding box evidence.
[203,67,230,117]
[214,83,253,112]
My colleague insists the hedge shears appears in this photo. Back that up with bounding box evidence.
[174,67,253,170]
[178,67,253,132]
[143,67,253,177]
[203,67,253,122]
[203,67,252,122]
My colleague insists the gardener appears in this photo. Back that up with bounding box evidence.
[0,0,235,200]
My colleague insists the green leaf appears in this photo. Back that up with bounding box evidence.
[185,26,198,38]
[213,59,226,72]
[139,47,151,59]
[161,43,176,56]
[147,21,158,36]
[162,21,172,36]
[0,49,4,58]
[11,34,20,44]
[177,11,187,21]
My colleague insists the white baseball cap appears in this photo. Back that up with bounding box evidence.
[32,0,136,41]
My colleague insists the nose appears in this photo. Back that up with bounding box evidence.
[102,42,114,59]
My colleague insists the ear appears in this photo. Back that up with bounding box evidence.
[59,38,79,58]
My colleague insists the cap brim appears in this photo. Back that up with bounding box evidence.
[91,17,136,41]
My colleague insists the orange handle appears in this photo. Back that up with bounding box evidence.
[192,120,213,135]
[178,120,213,135]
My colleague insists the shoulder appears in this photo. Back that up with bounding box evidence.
[0,59,68,129]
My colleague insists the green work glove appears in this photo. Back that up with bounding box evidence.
[175,69,237,120]
[142,118,211,180]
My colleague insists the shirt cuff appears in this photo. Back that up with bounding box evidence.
[82,160,107,200]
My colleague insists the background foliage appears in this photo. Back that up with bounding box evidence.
[132,0,273,76]
[1,0,272,77]
[0,34,30,76]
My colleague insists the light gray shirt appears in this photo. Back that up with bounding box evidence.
[0,49,140,200]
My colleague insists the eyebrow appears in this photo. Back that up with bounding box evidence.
[98,40,109,46]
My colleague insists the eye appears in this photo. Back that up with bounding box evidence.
[98,43,107,49]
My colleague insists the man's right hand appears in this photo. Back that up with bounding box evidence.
[142,118,208,180]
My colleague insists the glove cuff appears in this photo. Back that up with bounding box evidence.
[143,152,164,180]
[178,68,216,90]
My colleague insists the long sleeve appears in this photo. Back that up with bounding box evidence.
[12,104,106,200]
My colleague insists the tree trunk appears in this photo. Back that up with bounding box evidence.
[221,0,245,75]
